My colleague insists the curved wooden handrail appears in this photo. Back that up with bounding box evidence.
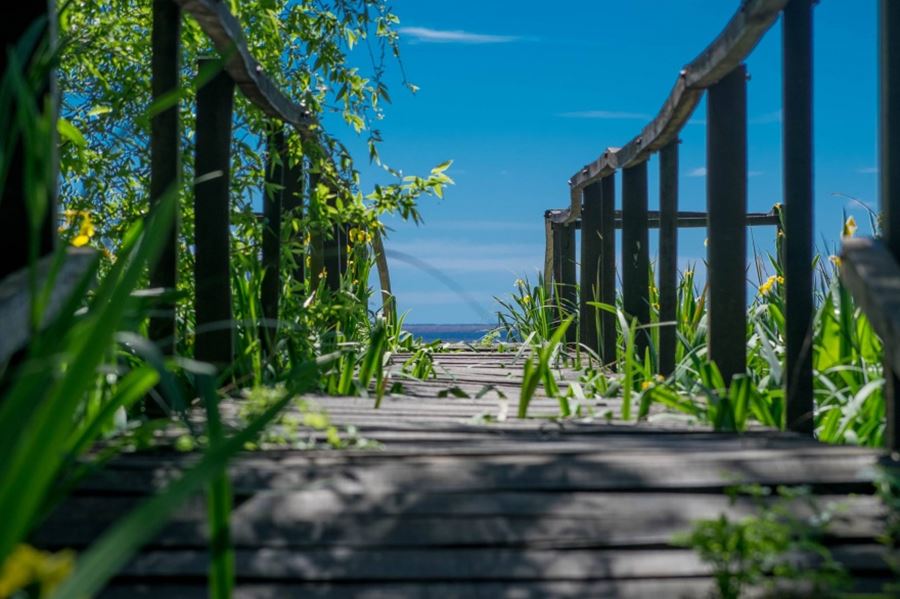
[566,0,788,220]
[175,0,316,135]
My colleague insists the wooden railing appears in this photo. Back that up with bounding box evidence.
[841,2,900,451]
[550,0,825,435]
[0,1,393,371]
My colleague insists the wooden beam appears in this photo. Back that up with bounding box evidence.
[580,184,601,354]
[658,141,679,376]
[193,59,235,367]
[880,0,900,450]
[783,0,815,434]
[600,175,618,367]
[282,147,305,286]
[148,0,181,356]
[547,209,779,229]
[552,222,577,343]
[707,65,748,385]
[261,127,284,354]
[0,1,56,280]
[622,162,650,360]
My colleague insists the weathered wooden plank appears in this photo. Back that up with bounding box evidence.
[783,0,815,435]
[0,248,96,364]
[261,127,284,354]
[95,545,889,581]
[147,0,181,356]
[552,222,577,342]
[568,0,788,192]
[545,209,780,228]
[40,493,884,549]
[580,182,601,353]
[706,65,748,384]
[79,449,880,495]
[174,0,314,133]
[0,2,57,281]
[879,0,900,451]
[622,161,650,359]
[600,175,618,367]
[658,141,679,376]
[193,58,235,366]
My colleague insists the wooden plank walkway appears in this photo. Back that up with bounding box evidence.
[36,352,892,597]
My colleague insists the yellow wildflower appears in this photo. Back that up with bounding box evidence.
[758,274,784,295]
[641,380,652,391]
[515,278,525,288]
[842,215,858,238]
[829,255,842,268]
[70,212,95,247]
[0,544,75,597]
[522,294,532,305]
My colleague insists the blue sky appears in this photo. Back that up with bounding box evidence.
[341,1,878,324]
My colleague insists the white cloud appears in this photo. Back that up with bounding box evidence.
[687,167,707,178]
[399,26,520,44]
[557,110,651,120]
[857,166,879,174]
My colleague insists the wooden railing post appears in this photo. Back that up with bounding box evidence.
[0,2,56,280]
[658,141,679,376]
[307,171,325,284]
[622,161,650,361]
[552,221,577,342]
[261,126,284,353]
[880,0,900,449]
[783,0,815,434]
[147,0,181,356]
[282,148,305,285]
[707,64,748,385]
[580,184,601,354]
[193,58,235,366]
[600,175,617,367]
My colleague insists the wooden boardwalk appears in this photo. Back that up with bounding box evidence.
[37,352,892,597]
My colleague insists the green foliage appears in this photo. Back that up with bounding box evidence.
[675,485,849,599]
[518,317,573,418]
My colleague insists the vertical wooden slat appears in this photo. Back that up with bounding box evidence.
[553,222,577,342]
[580,183,602,354]
[260,127,284,353]
[543,214,554,293]
[372,230,394,323]
[282,149,305,285]
[147,0,181,356]
[707,64,748,384]
[658,141,679,376]
[783,0,815,434]
[193,59,235,366]
[307,171,325,285]
[0,1,56,280]
[880,0,900,449]
[600,175,617,367]
[622,161,650,360]
[324,220,342,291]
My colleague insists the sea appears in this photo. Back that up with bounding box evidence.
[404,324,500,344]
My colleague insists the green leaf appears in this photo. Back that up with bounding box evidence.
[57,117,87,147]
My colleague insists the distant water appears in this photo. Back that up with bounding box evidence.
[404,324,499,343]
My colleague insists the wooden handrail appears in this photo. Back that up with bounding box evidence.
[544,209,780,229]
[565,0,788,221]
[175,0,316,135]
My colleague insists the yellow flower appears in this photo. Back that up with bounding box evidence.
[641,380,652,391]
[522,294,531,304]
[69,212,95,248]
[758,274,783,295]
[0,544,75,597]
[515,278,525,288]
[830,255,842,268]
[843,216,858,238]
[72,234,90,247]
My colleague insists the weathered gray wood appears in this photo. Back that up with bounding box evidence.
[546,208,779,229]
[568,0,788,195]
[707,65,748,384]
[551,222,577,341]
[174,0,314,133]
[0,248,96,364]
[372,230,394,323]
[622,161,650,359]
[599,175,618,367]
[579,183,601,353]
[282,150,305,285]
